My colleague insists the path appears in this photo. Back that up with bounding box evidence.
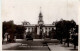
[48,43,78,51]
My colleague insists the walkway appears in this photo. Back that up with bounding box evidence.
[2,43,21,50]
[2,39,49,50]
[48,43,78,51]
[2,39,78,51]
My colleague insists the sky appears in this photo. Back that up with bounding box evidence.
[2,0,79,25]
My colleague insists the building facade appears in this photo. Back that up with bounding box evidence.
[22,10,56,39]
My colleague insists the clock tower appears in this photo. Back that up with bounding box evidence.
[38,7,44,25]
[37,7,44,38]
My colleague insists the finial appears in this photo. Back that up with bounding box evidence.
[40,7,42,12]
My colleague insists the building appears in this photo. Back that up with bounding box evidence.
[22,8,56,39]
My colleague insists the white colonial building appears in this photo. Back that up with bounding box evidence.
[22,10,56,39]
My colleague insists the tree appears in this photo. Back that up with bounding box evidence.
[26,31,33,40]
[15,25,26,39]
[71,25,78,49]
[66,20,76,47]
[55,19,76,47]
[2,21,16,42]
[50,28,56,39]
[2,21,26,42]
[3,21,7,40]
[55,20,66,44]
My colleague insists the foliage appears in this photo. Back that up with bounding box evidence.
[55,19,76,44]
[15,25,26,34]
[2,21,26,41]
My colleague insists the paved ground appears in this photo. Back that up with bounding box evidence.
[2,39,50,50]
[2,39,78,51]
[3,41,49,50]
[2,43,21,50]
[48,43,78,51]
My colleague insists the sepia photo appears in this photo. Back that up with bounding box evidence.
[2,0,79,51]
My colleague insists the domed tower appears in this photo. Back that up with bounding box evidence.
[37,7,44,38]
[38,7,44,25]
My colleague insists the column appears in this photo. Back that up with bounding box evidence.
[30,27,32,32]
[37,26,40,35]
[43,27,45,33]
[26,27,28,32]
